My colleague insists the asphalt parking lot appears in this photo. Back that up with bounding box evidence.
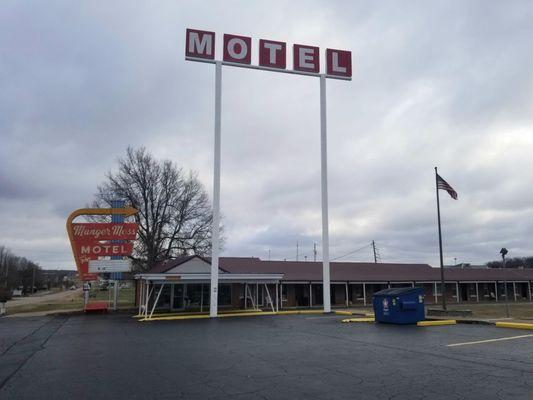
[1,313,532,400]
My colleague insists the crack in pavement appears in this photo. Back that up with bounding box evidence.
[1,317,52,356]
[0,315,68,390]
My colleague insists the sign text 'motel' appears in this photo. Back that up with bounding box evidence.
[186,28,352,78]
[185,28,351,316]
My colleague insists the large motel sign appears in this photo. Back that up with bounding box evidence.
[185,29,352,317]
[66,207,139,280]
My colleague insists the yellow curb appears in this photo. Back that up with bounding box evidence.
[295,310,327,314]
[334,311,353,316]
[341,317,375,323]
[140,312,272,322]
[417,320,457,326]
[140,314,211,322]
[139,309,328,322]
[133,309,265,319]
[496,322,533,330]
[365,313,375,317]
[276,310,324,315]
[218,311,277,318]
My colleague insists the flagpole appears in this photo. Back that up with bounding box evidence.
[435,166,447,310]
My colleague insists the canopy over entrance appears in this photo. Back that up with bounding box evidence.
[135,256,284,319]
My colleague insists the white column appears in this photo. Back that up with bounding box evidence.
[456,282,460,303]
[275,283,279,312]
[280,282,283,310]
[145,281,150,318]
[149,284,165,319]
[475,282,479,302]
[495,282,498,302]
[319,74,331,313]
[113,280,119,311]
[170,284,175,311]
[309,283,312,307]
[345,283,349,308]
[513,282,517,301]
[200,284,204,312]
[434,282,438,304]
[363,283,367,306]
[138,280,143,315]
[210,61,222,318]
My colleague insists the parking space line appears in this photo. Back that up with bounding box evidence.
[447,334,533,347]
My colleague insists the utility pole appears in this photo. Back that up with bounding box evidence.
[500,248,510,318]
[372,240,377,263]
[4,261,8,288]
[31,264,35,295]
[296,242,299,262]
[313,243,317,262]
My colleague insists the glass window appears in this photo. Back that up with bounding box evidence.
[186,284,203,308]
[173,285,184,309]
[218,284,232,306]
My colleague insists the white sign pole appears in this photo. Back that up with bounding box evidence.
[319,74,331,313]
[186,30,351,317]
[210,61,222,317]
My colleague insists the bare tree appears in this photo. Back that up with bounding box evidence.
[0,245,43,292]
[93,147,220,271]
[487,256,531,269]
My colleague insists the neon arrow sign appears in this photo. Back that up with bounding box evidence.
[66,207,138,281]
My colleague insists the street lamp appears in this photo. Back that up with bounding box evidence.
[500,248,510,318]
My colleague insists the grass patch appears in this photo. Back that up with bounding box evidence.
[447,303,533,320]
[7,287,136,315]
[89,287,135,306]
[8,302,84,314]
[343,304,533,320]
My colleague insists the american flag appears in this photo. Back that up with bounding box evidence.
[437,174,458,200]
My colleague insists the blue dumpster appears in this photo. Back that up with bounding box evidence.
[372,287,425,324]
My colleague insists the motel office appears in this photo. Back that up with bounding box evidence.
[136,256,533,313]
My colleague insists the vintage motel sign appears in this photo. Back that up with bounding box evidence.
[185,29,352,78]
[66,207,138,280]
[185,29,352,317]
[71,223,139,241]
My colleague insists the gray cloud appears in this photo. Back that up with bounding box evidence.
[1,0,533,269]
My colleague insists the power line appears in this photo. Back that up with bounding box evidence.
[284,250,314,261]
[331,243,372,261]
[278,244,316,261]
[379,242,434,254]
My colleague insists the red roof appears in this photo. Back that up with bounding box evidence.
[149,257,533,282]
[150,256,198,273]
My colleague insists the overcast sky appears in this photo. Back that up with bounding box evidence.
[1,1,533,270]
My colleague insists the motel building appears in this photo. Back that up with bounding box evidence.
[135,256,533,317]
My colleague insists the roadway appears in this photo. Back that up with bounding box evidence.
[0,313,532,399]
